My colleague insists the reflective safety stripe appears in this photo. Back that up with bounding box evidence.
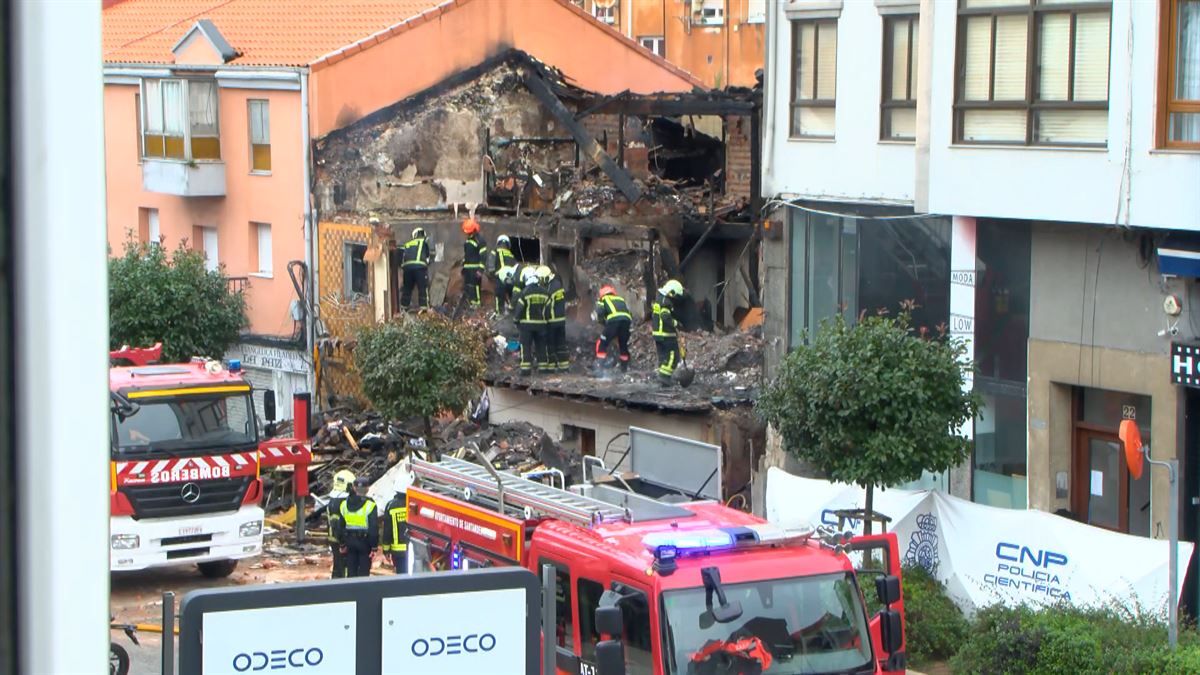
[652,304,677,337]
[464,239,486,269]
[403,239,427,267]
[340,499,375,531]
[600,296,631,322]
[384,506,408,552]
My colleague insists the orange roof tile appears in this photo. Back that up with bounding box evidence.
[103,0,448,66]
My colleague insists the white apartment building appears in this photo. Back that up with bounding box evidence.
[758,0,1200,546]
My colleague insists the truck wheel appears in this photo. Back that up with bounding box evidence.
[197,559,238,579]
[110,642,130,675]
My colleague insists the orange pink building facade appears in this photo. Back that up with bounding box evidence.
[102,0,699,410]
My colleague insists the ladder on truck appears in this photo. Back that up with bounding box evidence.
[410,456,630,528]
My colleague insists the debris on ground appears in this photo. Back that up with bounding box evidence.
[442,420,582,482]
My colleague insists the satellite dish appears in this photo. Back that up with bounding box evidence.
[1119,419,1145,480]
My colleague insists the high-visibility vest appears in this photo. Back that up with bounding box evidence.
[340,499,376,533]
[652,303,677,338]
[597,295,631,323]
[382,505,408,553]
[403,238,428,268]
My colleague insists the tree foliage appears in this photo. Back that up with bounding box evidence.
[354,313,487,436]
[758,311,980,501]
[109,238,248,363]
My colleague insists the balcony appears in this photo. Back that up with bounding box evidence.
[142,158,226,197]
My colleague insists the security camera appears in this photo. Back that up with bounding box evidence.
[1171,325,1180,337]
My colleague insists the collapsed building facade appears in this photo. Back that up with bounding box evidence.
[312,50,765,502]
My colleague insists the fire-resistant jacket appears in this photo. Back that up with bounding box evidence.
[402,237,429,268]
[335,493,378,550]
[380,495,408,554]
[514,282,551,325]
[324,495,345,544]
[547,276,566,323]
[596,294,632,325]
[652,301,678,339]
[463,236,487,271]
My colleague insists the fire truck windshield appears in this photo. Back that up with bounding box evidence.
[113,393,258,456]
[661,572,874,675]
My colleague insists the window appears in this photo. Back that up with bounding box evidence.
[639,36,665,57]
[577,578,652,675]
[344,243,368,299]
[138,207,159,245]
[194,225,218,272]
[253,223,272,275]
[696,0,725,25]
[955,0,1111,146]
[248,99,271,172]
[790,20,838,138]
[539,561,574,650]
[1159,0,1200,147]
[135,93,143,161]
[747,0,767,24]
[577,578,605,663]
[142,78,221,160]
[788,209,951,346]
[882,16,919,141]
[593,1,616,24]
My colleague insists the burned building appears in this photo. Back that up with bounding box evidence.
[312,50,765,502]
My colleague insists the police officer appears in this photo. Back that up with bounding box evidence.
[461,218,487,308]
[539,265,569,373]
[652,280,685,385]
[335,476,378,578]
[400,227,431,310]
[380,490,409,574]
[594,285,632,372]
[513,267,551,376]
[325,470,354,578]
[487,235,517,313]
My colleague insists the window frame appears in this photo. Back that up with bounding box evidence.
[247,98,271,174]
[789,18,839,139]
[140,77,222,161]
[881,14,919,142]
[1157,0,1200,149]
[953,0,1113,148]
[343,242,369,300]
[252,222,272,277]
[638,35,665,57]
[592,2,617,24]
[696,0,726,25]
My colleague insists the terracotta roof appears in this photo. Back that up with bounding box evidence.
[103,0,448,66]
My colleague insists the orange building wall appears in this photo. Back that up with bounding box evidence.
[309,0,699,137]
[103,84,306,337]
[590,0,763,89]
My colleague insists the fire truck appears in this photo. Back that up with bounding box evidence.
[406,456,907,675]
[108,344,312,577]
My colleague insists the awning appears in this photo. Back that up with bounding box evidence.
[1158,245,1200,277]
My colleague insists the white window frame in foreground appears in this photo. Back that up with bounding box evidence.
[790,18,838,139]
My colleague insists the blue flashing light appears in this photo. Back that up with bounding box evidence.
[450,544,462,570]
[227,359,242,373]
[643,529,734,556]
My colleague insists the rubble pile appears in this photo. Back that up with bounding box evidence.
[441,419,580,479]
[304,407,417,497]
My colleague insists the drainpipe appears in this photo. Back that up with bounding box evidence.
[761,0,775,196]
[913,0,934,212]
[300,70,317,405]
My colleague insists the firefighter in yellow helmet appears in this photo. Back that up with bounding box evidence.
[652,279,685,385]
[326,469,355,578]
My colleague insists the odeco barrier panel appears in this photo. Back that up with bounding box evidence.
[179,567,539,675]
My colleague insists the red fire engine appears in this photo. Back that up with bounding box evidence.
[406,456,907,675]
[109,343,311,577]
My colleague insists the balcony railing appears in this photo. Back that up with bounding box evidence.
[226,276,249,294]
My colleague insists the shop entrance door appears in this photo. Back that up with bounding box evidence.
[1072,429,1127,532]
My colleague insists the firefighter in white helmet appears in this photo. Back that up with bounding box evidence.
[401,227,431,310]
[326,469,355,578]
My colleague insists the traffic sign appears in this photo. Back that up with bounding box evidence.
[179,567,539,675]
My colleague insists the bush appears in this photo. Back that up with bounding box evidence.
[902,565,969,666]
[949,603,1200,675]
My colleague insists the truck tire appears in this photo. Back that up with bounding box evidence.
[197,559,238,579]
[110,642,130,675]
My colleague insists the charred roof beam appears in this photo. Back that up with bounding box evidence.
[572,96,755,117]
[521,68,642,204]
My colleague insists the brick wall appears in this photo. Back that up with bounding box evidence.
[724,114,752,201]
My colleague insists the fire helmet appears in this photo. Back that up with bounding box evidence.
[331,469,356,496]
[497,234,511,247]
[536,265,552,282]
[522,267,541,288]
[461,218,480,235]
[411,227,426,239]
[598,285,617,299]
[499,266,517,284]
[659,279,684,298]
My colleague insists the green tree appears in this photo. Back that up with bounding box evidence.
[354,313,487,456]
[758,310,981,534]
[109,237,247,363]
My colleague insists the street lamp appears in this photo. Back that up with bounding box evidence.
[1120,419,1180,649]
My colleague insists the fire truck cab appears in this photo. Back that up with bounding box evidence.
[406,457,907,675]
[109,344,310,577]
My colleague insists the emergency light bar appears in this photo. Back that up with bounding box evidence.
[642,523,816,560]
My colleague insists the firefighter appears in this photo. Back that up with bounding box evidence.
[461,218,486,308]
[335,476,379,578]
[652,279,685,385]
[486,235,517,313]
[400,227,431,310]
[497,265,518,309]
[513,267,551,375]
[539,265,569,372]
[594,285,632,372]
[380,489,409,574]
[325,470,355,579]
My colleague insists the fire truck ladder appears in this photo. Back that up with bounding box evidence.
[411,456,630,527]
